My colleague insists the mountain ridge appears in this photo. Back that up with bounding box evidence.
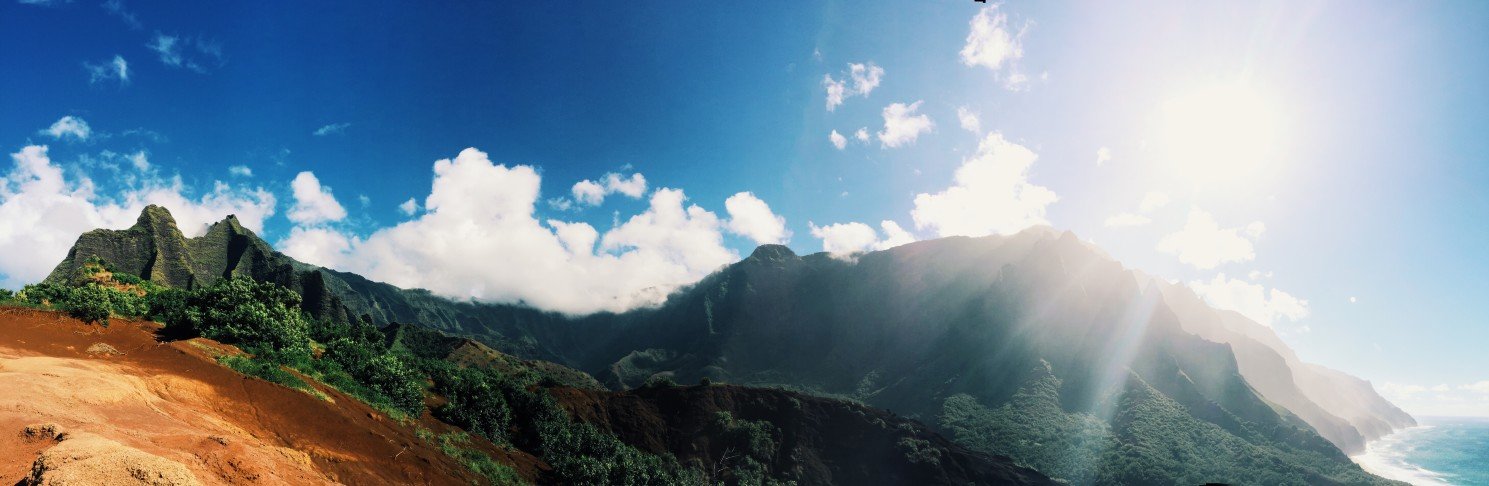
[44,205,1414,484]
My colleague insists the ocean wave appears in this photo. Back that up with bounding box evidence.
[1352,426,1452,486]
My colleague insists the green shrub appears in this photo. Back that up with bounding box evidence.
[154,277,312,361]
[62,284,115,325]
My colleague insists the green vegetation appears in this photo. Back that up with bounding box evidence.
[706,411,785,485]
[941,367,1397,486]
[424,359,704,485]
[436,432,525,485]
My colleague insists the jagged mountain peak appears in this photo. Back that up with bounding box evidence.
[746,243,798,262]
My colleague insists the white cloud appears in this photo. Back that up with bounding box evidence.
[0,145,275,288]
[829,130,847,150]
[572,172,647,206]
[103,0,142,30]
[1096,147,1111,166]
[960,5,1030,89]
[572,179,606,206]
[125,151,150,172]
[1188,273,1309,328]
[853,128,870,142]
[357,194,370,207]
[286,171,346,225]
[1248,270,1274,280]
[1104,212,1150,228]
[148,34,183,68]
[42,116,91,141]
[274,148,738,315]
[85,55,129,85]
[956,106,981,133]
[228,165,253,177]
[877,101,934,148]
[1459,381,1489,394]
[1349,296,1358,303]
[809,220,915,258]
[911,132,1056,237]
[1379,380,1489,417]
[398,197,418,216]
[605,172,647,198]
[724,192,789,245]
[1139,191,1170,212]
[313,123,351,136]
[1157,208,1264,269]
[822,62,884,111]
[147,33,223,73]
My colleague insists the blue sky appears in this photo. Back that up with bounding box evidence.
[3,1,1488,415]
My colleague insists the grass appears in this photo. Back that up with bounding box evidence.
[436,432,527,485]
[217,355,330,401]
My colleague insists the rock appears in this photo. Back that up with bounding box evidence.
[85,343,122,356]
[23,423,63,442]
[24,432,201,486]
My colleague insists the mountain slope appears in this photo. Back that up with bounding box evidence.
[47,206,1412,484]
[34,205,1053,485]
[1154,280,1416,453]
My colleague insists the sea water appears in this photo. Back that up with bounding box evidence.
[1353,417,1489,485]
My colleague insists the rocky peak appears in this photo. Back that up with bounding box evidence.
[747,244,798,263]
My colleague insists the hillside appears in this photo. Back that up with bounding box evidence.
[41,205,1413,484]
[0,308,497,484]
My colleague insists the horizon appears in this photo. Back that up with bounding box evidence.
[3,0,1488,420]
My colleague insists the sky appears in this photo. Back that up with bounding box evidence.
[2,1,1488,416]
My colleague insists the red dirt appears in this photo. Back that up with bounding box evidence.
[0,307,523,485]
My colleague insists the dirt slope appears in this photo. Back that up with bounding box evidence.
[0,307,493,485]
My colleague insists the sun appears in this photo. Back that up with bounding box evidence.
[1156,83,1287,187]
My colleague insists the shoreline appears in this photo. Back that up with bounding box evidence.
[1350,424,1449,486]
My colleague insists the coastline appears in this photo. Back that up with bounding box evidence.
[1351,424,1450,486]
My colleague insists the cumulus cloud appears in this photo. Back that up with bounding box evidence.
[398,197,418,216]
[957,106,981,133]
[853,128,870,142]
[822,62,884,111]
[228,165,253,177]
[571,171,647,206]
[809,220,914,257]
[42,116,92,141]
[911,132,1056,237]
[960,5,1031,89]
[1157,208,1264,269]
[286,171,346,225]
[1188,273,1309,327]
[724,192,789,245]
[0,145,275,288]
[313,123,351,136]
[829,130,847,150]
[273,148,738,315]
[85,55,129,86]
[1096,147,1111,166]
[877,101,934,148]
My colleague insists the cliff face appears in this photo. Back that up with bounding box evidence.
[45,205,197,288]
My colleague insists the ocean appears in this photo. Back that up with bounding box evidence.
[1353,417,1489,485]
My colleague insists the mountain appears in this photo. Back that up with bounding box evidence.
[46,206,1413,484]
[30,205,1052,485]
[1154,280,1416,453]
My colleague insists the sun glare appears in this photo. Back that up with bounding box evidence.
[1157,83,1287,187]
